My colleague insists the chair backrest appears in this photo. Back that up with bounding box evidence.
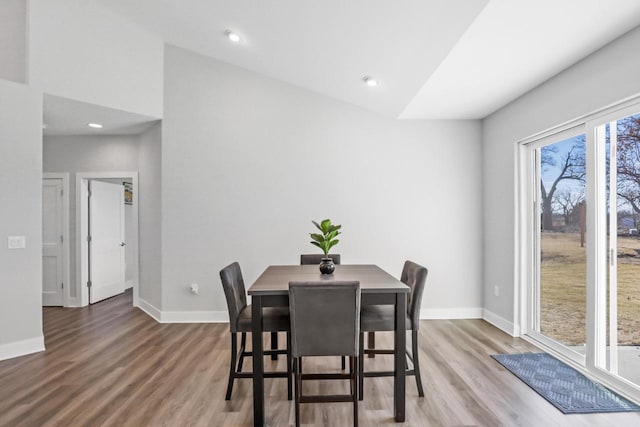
[288,281,360,358]
[300,254,341,265]
[401,260,429,329]
[220,262,248,333]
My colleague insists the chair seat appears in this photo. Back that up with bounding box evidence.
[238,305,290,332]
[360,305,411,332]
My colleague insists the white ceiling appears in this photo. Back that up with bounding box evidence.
[43,94,159,136]
[401,0,640,119]
[93,0,640,120]
[48,0,640,133]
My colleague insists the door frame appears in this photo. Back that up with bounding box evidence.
[43,173,70,307]
[76,171,139,307]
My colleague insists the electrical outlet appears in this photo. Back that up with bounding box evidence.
[7,236,26,249]
[190,283,199,295]
[494,286,499,297]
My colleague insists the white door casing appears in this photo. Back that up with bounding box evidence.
[42,179,63,306]
[89,180,126,304]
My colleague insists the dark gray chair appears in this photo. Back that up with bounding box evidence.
[300,253,341,265]
[300,253,346,369]
[289,281,360,427]
[220,262,292,400]
[359,260,428,399]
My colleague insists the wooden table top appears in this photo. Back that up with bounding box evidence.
[248,264,409,296]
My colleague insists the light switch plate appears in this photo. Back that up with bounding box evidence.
[8,236,26,249]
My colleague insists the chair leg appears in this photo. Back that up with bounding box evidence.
[352,356,358,427]
[287,331,293,401]
[294,358,301,427]
[348,356,353,395]
[412,329,425,397]
[358,333,364,400]
[271,332,279,361]
[225,332,237,400]
[237,332,247,372]
[367,331,375,358]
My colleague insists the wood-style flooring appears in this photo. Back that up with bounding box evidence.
[1,291,639,426]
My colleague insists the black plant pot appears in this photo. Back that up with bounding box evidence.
[319,258,335,275]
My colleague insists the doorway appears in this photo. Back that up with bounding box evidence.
[42,173,70,306]
[77,172,139,307]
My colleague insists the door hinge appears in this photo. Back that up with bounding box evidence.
[61,189,63,197]
[61,282,64,289]
[87,235,92,243]
[60,235,63,243]
[87,280,92,288]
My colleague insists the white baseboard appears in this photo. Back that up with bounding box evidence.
[482,308,518,337]
[137,299,228,323]
[420,307,483,320]
[0,336,45,361]
[138,298,162,322]
[65,297,82,308]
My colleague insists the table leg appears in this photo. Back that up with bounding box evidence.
[270,332,278,361]
[394,292,406,422]
[252,296,265,427]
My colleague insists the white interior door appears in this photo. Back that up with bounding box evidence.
[42,179,64,306]
[89,180,125,304]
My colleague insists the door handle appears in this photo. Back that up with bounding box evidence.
[120,242,126,247]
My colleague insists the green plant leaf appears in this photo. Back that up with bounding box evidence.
[312,220,323,232]
[325,230,339,240]
[320,219,332,233]
[310,241,322,249]
[310,233,324,243]
[328,224,342,233]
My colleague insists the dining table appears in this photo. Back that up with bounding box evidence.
[247,264,410,426]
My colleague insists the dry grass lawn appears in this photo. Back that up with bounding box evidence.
[540,232,640,345]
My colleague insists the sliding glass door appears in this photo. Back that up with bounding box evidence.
[601,111,640,387]
[530,130,587,361]
[522,100,640,400]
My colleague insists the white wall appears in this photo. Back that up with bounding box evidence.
[0,0,26,83]
[161,46,483,317]
[28,0,164,118]
[0,79,44,360]
[482,26,640,328]
[43,135,140,302]
[138,123,162,309]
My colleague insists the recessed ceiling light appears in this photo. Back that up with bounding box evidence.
[225,30,240,43]
[363,76,378,87]
[88,123,103,129]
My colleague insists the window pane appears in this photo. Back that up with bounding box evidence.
[606,112,640,385]
[538,134,587,352]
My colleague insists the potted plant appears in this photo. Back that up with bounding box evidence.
[310,219,341,274]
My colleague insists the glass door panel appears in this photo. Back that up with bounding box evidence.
[537,134,587,352]
[604,112,640,386]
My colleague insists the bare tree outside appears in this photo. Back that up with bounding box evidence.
[617,115,640,216]
[540,138,585,231]
[552,188,584,228]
